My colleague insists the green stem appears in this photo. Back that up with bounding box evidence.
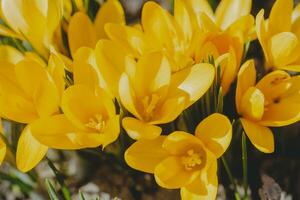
[46,158,71,200]
[221,157,241,200]
[242,132,248,199]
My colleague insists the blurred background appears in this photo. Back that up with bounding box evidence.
[0,0,300,200]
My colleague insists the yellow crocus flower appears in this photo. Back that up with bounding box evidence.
[0,54,64,172]
[256,0,300,71]
[68,0,125,57]
[0,119,6,165]
[236,60,300,153]
[30,47,120,150]
[1,0,64,58]
[119,51,214,140]
[101,0,253,94]
[125,113,232,200]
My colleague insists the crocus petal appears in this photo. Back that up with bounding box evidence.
[68,12,97,57]
[31,115,104,149]
[95,39,135,97]
[142,1,183,51]
[48,53,66,97]
[236,60,256,114]
[199,13,219,33]
[0,137,6,165]
[226,15,255,42]
[215,0,252,30]
[169,63,215,108]
[94,0,125,39]
[269,32,300,67]
[0,61,38,123]
[258,75,300,127]
[100,115,120,148]
[240,87,265,121]
[0,45,24,64]
[255,10,269,63]
[268,0,293,35]
[125,136,168,173]
[240,118,274,153]
[154,156,197,189]
[151,96,186,124]
[174,0,193,42]
[185,0,214,28]
[105,23,154,57]
[0,24,24,40]
[195,113,232,158]
[16,125,48,172]
[122,117,162,140]
[163,131,203,155]
[119,74,141,119]
[134,51,171,98]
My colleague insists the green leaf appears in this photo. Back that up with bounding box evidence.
[45,179,60,200]
[79,191,86,200]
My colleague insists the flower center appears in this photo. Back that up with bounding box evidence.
[85,114,106,132]
[141,94,160,121]
[181,149,203,170]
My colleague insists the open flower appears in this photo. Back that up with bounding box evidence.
[125,113,232,200]
[100,0,253,94]
[256,0,300,71]
[68,0,125,57]
[31,47,120,150]
[0,55,64,172]
[119,51,214,140]
[0,0,64,58]
[236,60,300,153]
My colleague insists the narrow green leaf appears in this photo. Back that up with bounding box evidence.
[45,179,60,200]
[79,191,86,200]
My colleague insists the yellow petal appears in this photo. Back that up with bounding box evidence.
[68,12,97,57]
[142,1,183,52]
[185,0,214,28]
[240,87,265,121]
[255,13,269,64]
[0,61,38,123]
[134,52,171,97]
[258,75,300,126]
[125,136,168,173]
[195,113,232,158]
[94,0,125,39]
[95,39,135,97]
[0,45,24,64]
[269,32,300,67]
[268,0,293,35]
[236,60,256,114]
[100,114,120,148]
[122,117,162,140]
[154,156,197,189]
[162,131,203,155]
[199,13,219,33]
[31,114,104,149]
[61,84,112,130]
[226,15,255,42]
[215,0,252,29]
[150,96,186,124]
[174,0,193,42]
[169,63,215,108]
[16,125,48,172]
[48,53,66,97]
[119,74,141,119]
[240,118,274,153]
[0,137,6,165]
[105,23,154,57]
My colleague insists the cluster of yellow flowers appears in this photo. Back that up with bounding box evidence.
[0,0,300,199]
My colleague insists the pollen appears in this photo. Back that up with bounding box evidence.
[142,94,160,121]
[181,149,203,170]
[85,114,106,132]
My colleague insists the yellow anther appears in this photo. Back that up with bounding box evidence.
[85,114,106,132]
[181,149,202,170]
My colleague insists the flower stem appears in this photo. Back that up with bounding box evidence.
[242,132,248,199]
[221,157,241,200]
[46,157,71,200]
